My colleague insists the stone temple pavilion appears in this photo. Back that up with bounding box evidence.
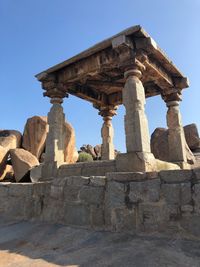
[35,25,193,180]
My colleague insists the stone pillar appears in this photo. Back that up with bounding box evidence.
[41,96,67,179]
[45,97,65,165]
[116,63,156,172]
[164,92,191,168]
[99,106,117,160]
[123,67,151,153]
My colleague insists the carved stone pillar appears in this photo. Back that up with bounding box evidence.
[116,63,156,172]
[45,97,66,166]
[38,74,68,179]
[99,106,117,160]
[164,92,193,168]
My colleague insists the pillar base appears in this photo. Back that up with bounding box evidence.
[116,152,157,172]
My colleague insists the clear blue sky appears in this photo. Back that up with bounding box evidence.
[1,0,200,152]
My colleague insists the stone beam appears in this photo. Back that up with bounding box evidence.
[67,84,108,106]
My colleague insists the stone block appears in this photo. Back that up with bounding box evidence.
[32,182,51,197]
[89,176,106,187]
[41,199,64,222]
[138,201,168,231]
[180,216,200,237]
[159,169,193,183]
[180,183,191,205]
[63,202,90,226]
[161,184,180,205]
[58,163,83,177]
[30,165,43,182]
[161,183,191,206]
[116,152,157,172]
[106,172,158,182]
[0,184,9,197]
[90,205,104,227]
[8,184,33,198]
[192,183,200,214]
[50,185,64,199]
[104,181,126,226]
[166,204,181,220]
[111,207,136,232]
[66,176,89,186]
[129,179,160,203]
[81,160,116,176]
[193,168,200,182]
[181,204,193,216]
[79,186,104,205]
[63,185,81,201]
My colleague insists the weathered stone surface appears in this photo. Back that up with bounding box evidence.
[111,207,136,232]
[30,165,43,182]
[156,159,180,171]
[0,145,8,179]
[22,116,48,160]
[64,122,78,163]
[10,148,39,182]
[161,183,191,205]
[129,179,160,203]
[184,124,200,150]
[0,130,22,150]
[192,183,200,214]
[0,165,14,181]
[151,127,195,165]
[116,152,156,172]
[105,181,126,226]
[106,171,158,182]
[94,144,101,159]
[63,202,90,226]
[89,176,106,186]
[151,128,168,161]
[79,186,104,205]
[138,201,168,231]
[159,169,193,183]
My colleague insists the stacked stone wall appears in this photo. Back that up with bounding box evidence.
[1,169,200,237]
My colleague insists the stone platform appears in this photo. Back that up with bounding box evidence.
[1,168,200,237]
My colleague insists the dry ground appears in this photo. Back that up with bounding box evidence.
[0,218,200,267]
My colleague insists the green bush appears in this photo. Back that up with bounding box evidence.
[78,152,93,162]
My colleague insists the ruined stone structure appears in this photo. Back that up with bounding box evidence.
[1,26,199,238]
[36,25,193,179]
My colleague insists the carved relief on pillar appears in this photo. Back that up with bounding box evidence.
[95,105,118,160]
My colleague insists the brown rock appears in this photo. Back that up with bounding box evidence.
[64,122,78,163]
[94,145,101,159]
[0,130,22,150]
[22,116,48,159]
[151,127,195,164]
[184,124,200,151]
[0,165,14,181]
[10,148,39,182]
[0,146,8,178]
[151,128,169,161]
[86,145,97,159]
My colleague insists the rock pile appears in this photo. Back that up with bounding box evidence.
[0,116,78,182]
[79,144,120,160]
[151,123,200,165]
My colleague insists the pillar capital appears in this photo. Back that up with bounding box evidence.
[94,104,117,160]
[162,90,182,104]
[98,105,118,121]
[38,73,68,102]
